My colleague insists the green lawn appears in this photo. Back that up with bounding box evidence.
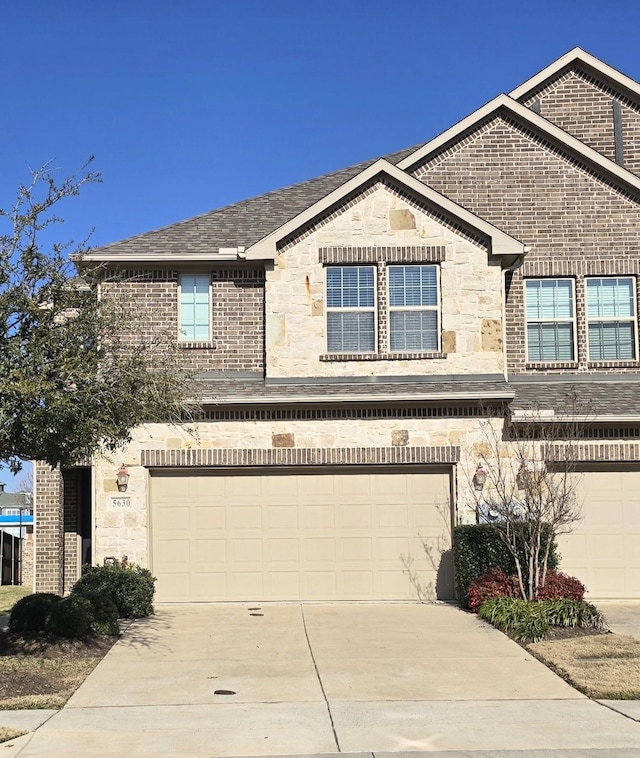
[0,586,31,616]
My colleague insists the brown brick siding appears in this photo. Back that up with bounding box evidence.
[34,463,63,594]
[519,67,640,176]
[104,266,265,373]
[522,70,617,163]
[548,442,640,462]
[413,114,640,375]
[318,246,446,264]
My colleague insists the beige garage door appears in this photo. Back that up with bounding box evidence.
[558,467,640,598]
[150,467,453,602]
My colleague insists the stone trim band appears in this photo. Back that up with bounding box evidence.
[141,445,461,468]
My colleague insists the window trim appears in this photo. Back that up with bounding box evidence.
[585,276,638,362]
[325,265,378,354]
[178,273,212,343]
[387,264,441,353]
[525,277,577,363]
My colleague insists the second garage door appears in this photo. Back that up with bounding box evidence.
[150,467,453,602]
[558,467,640,598]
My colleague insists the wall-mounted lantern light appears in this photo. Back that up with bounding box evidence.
[116,464,130,492]
[516,463,529,491]
[472,464,487,491]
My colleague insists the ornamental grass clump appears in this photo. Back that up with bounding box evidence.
[479,597,607,642]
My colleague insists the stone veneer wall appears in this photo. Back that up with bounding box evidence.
[90,415,502,568]
[412,114,640,376]
[21,530,34,590]
[265,181,504,378]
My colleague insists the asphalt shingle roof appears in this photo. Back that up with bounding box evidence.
[512,379,640,416]
[94,145,421,258]
[192,376,513,404]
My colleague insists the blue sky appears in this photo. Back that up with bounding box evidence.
[2,0,640,488]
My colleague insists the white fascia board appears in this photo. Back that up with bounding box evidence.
[75,252,239,263]
[397,94,640,198]
[198,390,515,405]
[509,47,640,102]
[245,158,525,260]
[511,410,640,423]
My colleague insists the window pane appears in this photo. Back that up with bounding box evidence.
[526,279,573,319]
[327,311,375,353]
[326,267,374,308]
[527,323,574,362]
[389,266,437,307]
[587,278,635,318]
[589,321,636,360]
[390,310,438,351]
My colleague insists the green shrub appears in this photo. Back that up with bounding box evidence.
[9,593,62,633]
[45,595,94,639]
[454,524,559,606]
[73,558,156,618]
[76,590,120,636]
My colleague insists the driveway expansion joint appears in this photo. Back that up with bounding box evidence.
[301,604,341,753]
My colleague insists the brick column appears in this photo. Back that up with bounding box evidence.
[34,462,64,594]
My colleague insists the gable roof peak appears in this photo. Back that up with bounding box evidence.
[509,47,640,103]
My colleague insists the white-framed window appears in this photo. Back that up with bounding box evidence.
[586,277,637,361]
[388,265,439,352]
[326,266,376,353]
[178,274,211,342]
[525,278,575,362]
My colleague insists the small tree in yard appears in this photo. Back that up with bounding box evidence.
[470,410,583,601]
[0,160,193,472]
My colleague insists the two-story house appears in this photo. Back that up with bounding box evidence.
[34,48,640,602]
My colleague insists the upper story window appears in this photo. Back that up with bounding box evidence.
[525,278,575,362]
[179,274,211,342]
[325,264,441,356]
[326,266,376,353]
[586,277,637,360]
[388,265,439,351]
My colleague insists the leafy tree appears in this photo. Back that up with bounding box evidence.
[0,160,192,471]
[469,409,583,601]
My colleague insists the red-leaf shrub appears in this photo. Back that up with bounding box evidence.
[536,570,585,601]
[467,567,517,613]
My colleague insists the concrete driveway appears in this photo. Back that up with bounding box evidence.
[14,603,640,757]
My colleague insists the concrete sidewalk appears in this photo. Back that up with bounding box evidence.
[9,603,640,756]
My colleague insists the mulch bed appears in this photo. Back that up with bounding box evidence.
[0,632,116,706]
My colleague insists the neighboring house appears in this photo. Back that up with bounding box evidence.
[35,48,640,602]
[0,484,34,588]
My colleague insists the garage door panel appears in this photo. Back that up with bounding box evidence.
[151,468,452,602]
[265,505,299,530]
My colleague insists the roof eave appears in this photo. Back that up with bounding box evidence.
[396,94,640,199]
[245,158,526,261]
